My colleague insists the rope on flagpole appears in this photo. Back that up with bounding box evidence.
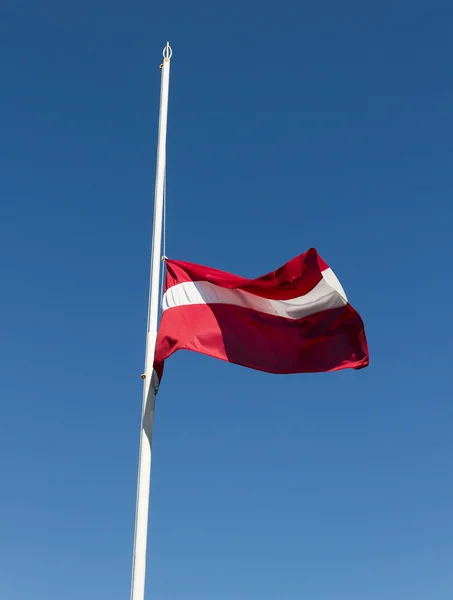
[160,170,167,311]
[159,43,171,311]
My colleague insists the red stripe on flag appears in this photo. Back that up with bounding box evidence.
[154,303,368,381]
[165,248,327,301]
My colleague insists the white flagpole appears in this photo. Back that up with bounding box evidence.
[130,42,172,600]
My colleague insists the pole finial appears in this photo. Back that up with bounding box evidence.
[163,42,172,60]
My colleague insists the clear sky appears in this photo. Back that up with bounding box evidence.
[1,1,452,599]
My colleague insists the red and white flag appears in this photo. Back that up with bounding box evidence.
[154,249,369,382]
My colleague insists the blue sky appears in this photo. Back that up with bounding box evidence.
[1,1,452,598]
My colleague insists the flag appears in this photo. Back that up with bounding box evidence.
[153,249,369,382]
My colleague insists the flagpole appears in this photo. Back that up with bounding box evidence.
[130,42,172,600]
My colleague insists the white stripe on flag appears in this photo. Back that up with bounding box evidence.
[162,268,348,320]
[321,267,348,301]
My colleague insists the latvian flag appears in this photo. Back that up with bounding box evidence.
[154,249,369,382]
